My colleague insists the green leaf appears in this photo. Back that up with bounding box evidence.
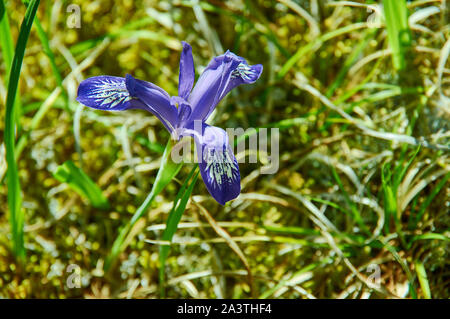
[0,0,23,126]
[53,160,110,210]
[159,166,199,297]
[393,146,421,191]
[263,225,320,237]
[381,163,397,232]
[0,1,14,72]
[382,0,411,70]
[414,261,431,299]
[408,233,450,247]
[105,139,182,271]
[4,0,40,261]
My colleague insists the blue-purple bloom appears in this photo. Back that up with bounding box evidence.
[77,42,262,205]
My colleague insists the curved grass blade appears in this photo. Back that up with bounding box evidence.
[4,0,40,261]
[53,160,109,210]
[105,139,182,271]
[159,166,199,297]
[0,0,23,126]
[406,233,450,251]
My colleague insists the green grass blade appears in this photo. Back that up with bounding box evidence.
[104,139,182,271]
[263,225,320,237]
[408,233,450,248]
[414,261,431,299]
[53,160,110,210]
[0,0,23,127]
[393,146,421,191]
[381,162,407,247]
[159,167,199,297]
[382,0,411,70]
[0,0,14,71]
[381,163,396,233]
[4,0,40,261]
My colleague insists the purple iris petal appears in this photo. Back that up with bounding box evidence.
[77,76,132,110]
[125,74,178,132]
[77,75,179,133]
[187,51,262,122]
[187,52,241,122]
[219,54,263,101]
[178,41,195,100]
[186,123,240,205]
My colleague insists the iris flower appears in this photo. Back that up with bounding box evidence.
[77,42,262,205]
